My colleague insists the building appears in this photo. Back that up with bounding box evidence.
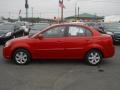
[104,15,120,23]
[65,13,104,22]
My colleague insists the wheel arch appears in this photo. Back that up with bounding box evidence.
[85,48,104,58]
[11,47,32,60]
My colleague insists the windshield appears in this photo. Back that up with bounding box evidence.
[29,23,50,36]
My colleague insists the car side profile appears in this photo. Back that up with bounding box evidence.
[3,24,115,65]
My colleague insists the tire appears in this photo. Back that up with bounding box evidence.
[12,49,31,65]
[85,49,103,66]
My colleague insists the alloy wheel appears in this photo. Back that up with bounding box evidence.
[86,50,102,65]
[13,49,31,65]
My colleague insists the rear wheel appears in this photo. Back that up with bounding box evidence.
[85,49,103,66]
[12,49,31,65]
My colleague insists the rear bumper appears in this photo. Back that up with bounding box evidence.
[104,46,115,58]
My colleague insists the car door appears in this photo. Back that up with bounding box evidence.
[64,25,93,59]
[32,26,66,59]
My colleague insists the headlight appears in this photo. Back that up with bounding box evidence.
[5,41,11,47]
[106,31,114,35]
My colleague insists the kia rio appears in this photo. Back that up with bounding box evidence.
[3,24,115,65]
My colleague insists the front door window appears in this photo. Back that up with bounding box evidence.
[43,26,65,38]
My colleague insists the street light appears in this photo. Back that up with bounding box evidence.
[60,0,64,22]
[25,0,29,21]
[59,0,70,22]
[78,6,80,18]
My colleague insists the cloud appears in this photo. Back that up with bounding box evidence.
[0,0,120,18]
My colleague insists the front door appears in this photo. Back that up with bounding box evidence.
[33,26,66,59]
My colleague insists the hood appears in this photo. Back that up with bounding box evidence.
[5,36,31,47]
[9,36,29,42]
[15,36,29,40]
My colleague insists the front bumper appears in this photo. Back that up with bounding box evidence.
[3,46,12,60]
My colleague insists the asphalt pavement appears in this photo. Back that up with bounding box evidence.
[0,46,120,90]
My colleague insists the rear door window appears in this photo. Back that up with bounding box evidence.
[68,26,92,37]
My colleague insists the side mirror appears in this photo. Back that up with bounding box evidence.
[37,34,44,40]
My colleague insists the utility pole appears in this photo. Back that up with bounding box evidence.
[25,0,29,21]
[31,7,33,18]
[75,6,77,21]
[8,12,11,19]
[78,6,80,19]
[40,12,41,18]
[75,0,78,21]
[61,0,64,22]
[31,7,34,23]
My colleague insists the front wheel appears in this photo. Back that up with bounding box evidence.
[85,50,103,66]
[12,49,31,65]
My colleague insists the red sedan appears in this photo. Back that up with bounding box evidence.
[3,24,115,65]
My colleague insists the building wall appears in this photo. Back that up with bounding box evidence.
[104,15,120,23]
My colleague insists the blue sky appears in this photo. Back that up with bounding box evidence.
[0,0,120,19]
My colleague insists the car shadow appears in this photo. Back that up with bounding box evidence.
[2,57,114,68]
[31,59,85,65]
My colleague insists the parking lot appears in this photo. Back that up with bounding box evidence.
[0,45,120,90]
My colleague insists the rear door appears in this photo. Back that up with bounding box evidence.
[64,25,93,59]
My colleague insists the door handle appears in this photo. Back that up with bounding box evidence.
[57,41,63,43]
[86,39,91,42]
[86,40,90,41]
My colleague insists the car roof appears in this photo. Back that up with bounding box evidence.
[49,23,90,28]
